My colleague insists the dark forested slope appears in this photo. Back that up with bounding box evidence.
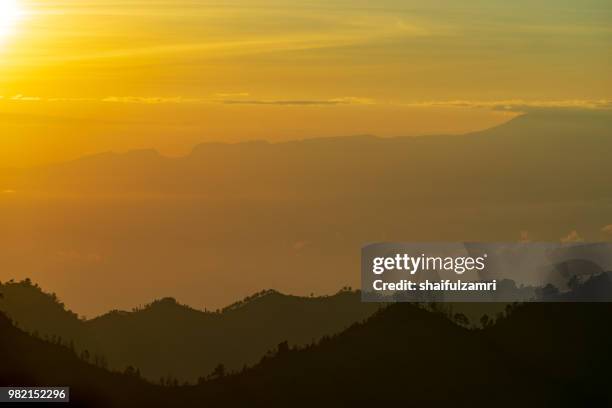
[2,301,611,407]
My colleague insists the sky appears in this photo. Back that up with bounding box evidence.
[0,0,611,315]
[0,0,611,166]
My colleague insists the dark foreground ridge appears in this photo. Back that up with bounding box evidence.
[1,299,611,407]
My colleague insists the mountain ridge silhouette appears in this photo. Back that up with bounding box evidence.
[0,280,380,382]
[5,110,611,201]
[2,299,611,407]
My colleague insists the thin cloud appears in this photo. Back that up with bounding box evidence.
[1,95,375,106]
[519,231,531,243]
[215,92,250,98]
[5,95,43,102]
[3,95,610,111]
[101,96,202,104]
[401,99,612,112]
[221,97,375,106]
[561,230,584,243]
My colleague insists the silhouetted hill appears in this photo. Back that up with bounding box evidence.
[0,280,84,340]
[0,312,159,408]
[204,303,510,406]
[484,302,612,406]
[0,281,380,382]
[85,289,381,381]
[2,300,611,407]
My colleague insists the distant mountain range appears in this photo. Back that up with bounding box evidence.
[4,110,612,202]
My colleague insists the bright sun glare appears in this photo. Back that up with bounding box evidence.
[0,0,23,40]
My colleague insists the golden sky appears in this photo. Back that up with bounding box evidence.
[1,0,611,166]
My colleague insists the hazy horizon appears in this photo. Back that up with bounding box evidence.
[1,110,612,316]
